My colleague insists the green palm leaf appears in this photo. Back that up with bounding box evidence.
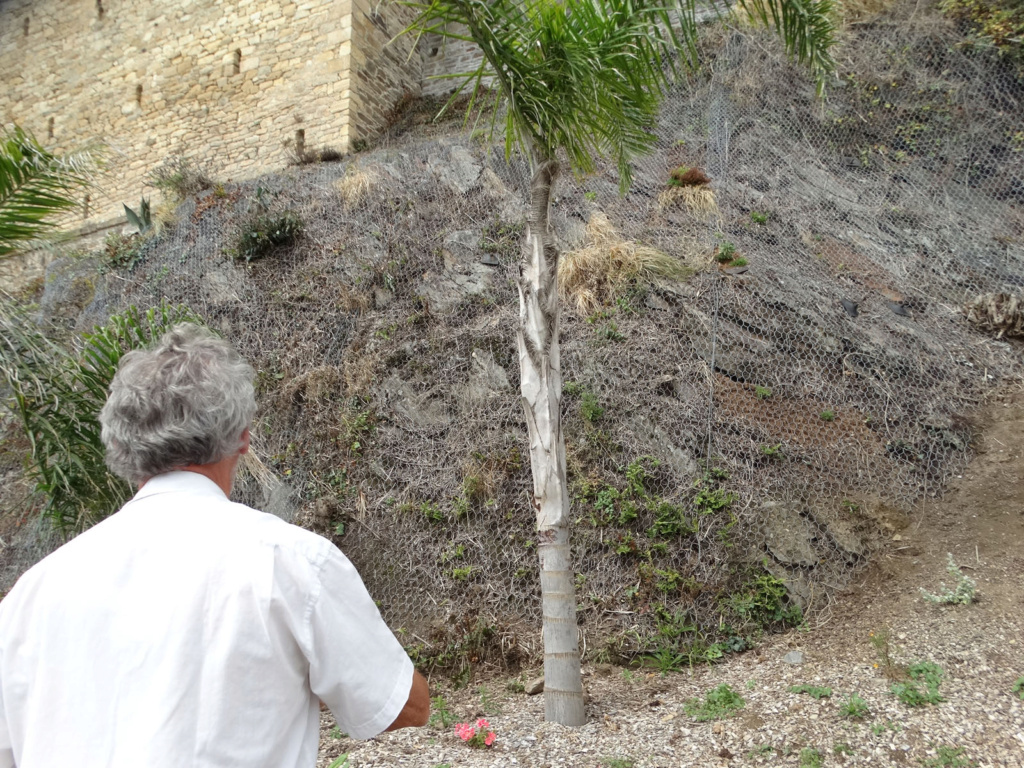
[405,0,835,185]
[0,125,103,258]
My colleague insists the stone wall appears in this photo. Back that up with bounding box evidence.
[347,0,422,142]
[0,0,427,231]
[419,31,486,98]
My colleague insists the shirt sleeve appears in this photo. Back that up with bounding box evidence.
[305,544,415,740]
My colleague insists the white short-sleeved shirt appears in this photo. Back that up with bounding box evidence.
[0,471,414,768]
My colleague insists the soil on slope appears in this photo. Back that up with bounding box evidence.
[320,387,1024,767]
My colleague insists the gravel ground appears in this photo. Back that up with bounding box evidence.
[318,394,1024,768]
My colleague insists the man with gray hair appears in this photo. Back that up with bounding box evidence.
[0,323,428,767]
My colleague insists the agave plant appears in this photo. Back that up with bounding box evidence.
[0,125,103,258]
[0,300,202,536]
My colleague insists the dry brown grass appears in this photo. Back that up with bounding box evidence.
[334,167,375,208]
[559,212,698,313]
[836,0,900,22]
[657,185,721,221]
[964,292,1023,338]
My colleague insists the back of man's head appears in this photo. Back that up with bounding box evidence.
[99,322,255,486]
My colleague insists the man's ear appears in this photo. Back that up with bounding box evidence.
[240,427,251,455]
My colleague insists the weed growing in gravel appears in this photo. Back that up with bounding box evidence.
[790,684,833,699]
[428,695,456,728]
[745,679,757,690]
[755,385,773,399]
[683,683,745,721]
[800,748,824,768]
[920,554,977,605]
[838,693,870,719]
[834,742,855,756]
[891,661,945,706]
[748,744,773,757]
[600,758,635,768]
[327,756,349,768]
[870,628,902,678]
[920,745,977,767]
[478,685,501,715]
[820,409,835,421]
[1013,677,1024,699]
[328,727,347,739]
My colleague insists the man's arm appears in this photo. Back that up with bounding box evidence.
[384,669,430,731]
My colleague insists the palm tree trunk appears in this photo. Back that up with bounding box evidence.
[516,146,585,726]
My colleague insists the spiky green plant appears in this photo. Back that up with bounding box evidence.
[0,300,201,535]
[0,125,103,258]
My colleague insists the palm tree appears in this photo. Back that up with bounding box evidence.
[405,0,836,725]
[0,125,102,258]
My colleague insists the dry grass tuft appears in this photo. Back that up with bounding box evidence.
[559,212,697,313]
[657,185,721,221]
[334,167,375,208]
[964,292,1023,338]
[238,449,282,498]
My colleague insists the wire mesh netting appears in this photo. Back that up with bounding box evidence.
[3,3,1022,668]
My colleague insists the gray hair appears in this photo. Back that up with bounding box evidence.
[99,323,256,485]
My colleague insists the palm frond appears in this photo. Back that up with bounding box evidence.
[403,0,836,186]
[0,125,104,258]
[0,298,202,536]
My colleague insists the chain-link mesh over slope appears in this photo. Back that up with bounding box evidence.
[17,3,1023,667]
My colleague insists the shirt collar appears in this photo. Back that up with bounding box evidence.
[132,471,228,503]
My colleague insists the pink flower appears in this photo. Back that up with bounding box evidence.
[484,731,496,747]
[454,723,475,741]
[476,718,490,729]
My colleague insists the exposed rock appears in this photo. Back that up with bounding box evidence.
[38,255,107,330]
[762,501,818,567]
[430,144,481,194]
[381,375,451,428]
[783,651,805,665]
[461,348,511,406]
[202,267,242,306]
[525,676,545,695]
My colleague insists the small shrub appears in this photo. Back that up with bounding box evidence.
[715,241,737,262]
[920,554,977,605]
[751,211,768,224]
[104,231,146,270]
[891,661,945,707]
[760,443,783,457]
[800,748,823,768]
[790,684,832,699]
[232,210,303,262]
[581,389,604,423]
[839,693,870,719]
[754,385,773,399]
[683,683,745,721]
[731,257,749,267]
[820,409,835,421]
[147,155,212,201]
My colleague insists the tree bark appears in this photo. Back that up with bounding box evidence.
[517,146,585,726]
